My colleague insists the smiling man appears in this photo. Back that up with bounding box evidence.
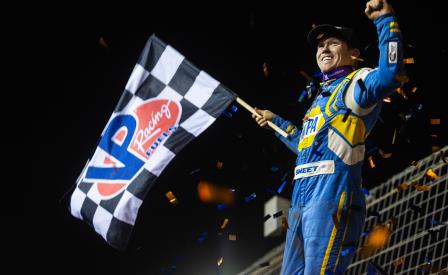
[252,0,405,274]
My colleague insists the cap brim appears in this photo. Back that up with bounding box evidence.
[307,24,352,48]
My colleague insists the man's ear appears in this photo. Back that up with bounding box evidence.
[351,48,360,58]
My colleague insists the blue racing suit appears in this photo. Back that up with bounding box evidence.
[273,14,405,274]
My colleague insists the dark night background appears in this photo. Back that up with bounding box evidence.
[8,1,446,274]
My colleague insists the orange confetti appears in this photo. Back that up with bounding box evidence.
[430,118,441,125]
[165,191,178,205]
[366,224,391,248]
[216,161,224,170]
[228,234,237,241]
[411,86,418,93]
[220,218,229,229]
[379,149,392,159]
[426,168,440,180]
[394,74,410,83]
[383,97,392,103]
[403,57,415,64]
[368,156,375,168]
[392,257,404,267]
[262,62,269,78]
[396,183,409,191]
[395,87,408,99]
[98,37,109,48]
[414,184,432,192]
[197,180,235,205]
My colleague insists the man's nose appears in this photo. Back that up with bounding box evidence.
[321,43,331,52]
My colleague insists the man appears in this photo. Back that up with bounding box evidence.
[252,0,405,274]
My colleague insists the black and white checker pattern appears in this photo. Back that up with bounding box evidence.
[70,34,236,250]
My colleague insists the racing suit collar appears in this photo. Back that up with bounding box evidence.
[320,65,355,82]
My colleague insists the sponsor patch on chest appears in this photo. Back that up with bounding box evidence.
[301,114,323,138]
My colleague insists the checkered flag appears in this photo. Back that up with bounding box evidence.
[69,34,236,250]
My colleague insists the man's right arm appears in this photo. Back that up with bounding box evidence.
[252,108,301,155]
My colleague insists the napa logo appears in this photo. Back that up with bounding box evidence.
[298,106,325,151]
[83,99,181,198]
[301,114,322,139]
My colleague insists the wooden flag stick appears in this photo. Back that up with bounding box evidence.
[236,97,289,138]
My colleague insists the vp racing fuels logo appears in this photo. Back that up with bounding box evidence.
[84,99,181,198]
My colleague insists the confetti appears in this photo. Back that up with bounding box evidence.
[281,217,289,230]
[383,97,392,103]
[414,183,432,191]
[190,168,201,175]
[368,156,375,168]
[298,89,307,103]
[299,70,313,81]
[277,180,287,194]
[391,129,397,144]
[379,149,392,159]
[228,234,237,241]
[263,214,271,222]
[271,165,279,172]
[395,87,408,99]
[411,86,418,93]
[366,225,391,249]
[217,257,223,266]
[403,57,415,64]
[392,257,404,267]
[244,192,257,203]
[165,191,178,205]
[396,183,409,191]
[197,231,208,243]
[394,74,410,83]
[273,210,283,218]
[262,62,269,78]
[430,118,441,125]
[341,246,356,257]
[217,204,227,210]
[425,168,440,180]
[98,37,109,48]
[220,218,229,229]
[361,188,370,196]
[229,105,238,112]
[197,180,235,205]
[216,161,224,170]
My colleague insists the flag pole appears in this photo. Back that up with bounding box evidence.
[236,97,289,138]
